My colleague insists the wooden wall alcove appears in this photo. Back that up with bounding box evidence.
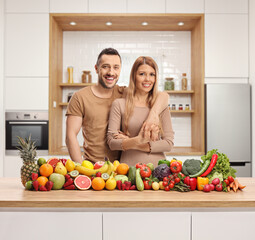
[49,13,204,156]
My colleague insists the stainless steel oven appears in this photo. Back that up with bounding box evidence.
[5,111,48,151]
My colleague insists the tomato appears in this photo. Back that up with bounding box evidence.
[169,183,175,189]
[170,161,182,173]
[174,177,180,183]
[163,181,168,187]
[143,180,152,190]
[170,180,175,185]
[136,162,146,169]
[173,173,178,178]
[140,166,152,178]
[164,186,170,191]
[228,176,234,183]
[224,179,230,186]
[163,177,169,182]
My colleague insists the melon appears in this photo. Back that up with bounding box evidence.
[47,157,60,170]
[74,175,91,190]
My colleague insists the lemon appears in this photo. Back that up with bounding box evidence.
[105,177,117,190]
[113,160,120,172]
[65,159,75,172]
[82,160,94,169]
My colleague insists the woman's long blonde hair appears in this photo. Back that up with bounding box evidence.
[124,56,159,135]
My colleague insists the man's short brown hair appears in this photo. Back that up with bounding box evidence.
[96,48,122,66]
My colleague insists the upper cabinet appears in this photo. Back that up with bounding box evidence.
[127,0,165,13]
[166,0,204,13]
[50,0,88,13]
[5,14,49,77]
[205,14,248,78]
[89,0,126,13]
[5,0,49,13]
[205,0,248,14]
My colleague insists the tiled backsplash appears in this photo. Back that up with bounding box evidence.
[62,31,192,147]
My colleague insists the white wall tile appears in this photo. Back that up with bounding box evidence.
[166,0,204,13]
[205,14,248,78]
[127,0,165,13]
[50,0,88,13]
[5,0,49,13]
[89,0,127,13]
[5,14,49,77]
[5,77,49,110]
[205,0,248,14]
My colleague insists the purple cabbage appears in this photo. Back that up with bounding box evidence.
[152,164,171,181]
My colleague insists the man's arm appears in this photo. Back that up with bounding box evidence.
[65,115,83,164]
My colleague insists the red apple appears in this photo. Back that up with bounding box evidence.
[94,161,105,169]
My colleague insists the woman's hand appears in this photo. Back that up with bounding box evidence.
[143,122,160,141]
[113,131,130,140]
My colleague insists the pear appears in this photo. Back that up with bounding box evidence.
[54,162,67,175]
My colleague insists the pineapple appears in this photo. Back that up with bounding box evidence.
[17,135,39,187]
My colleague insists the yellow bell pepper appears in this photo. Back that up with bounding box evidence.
[197,177,209,191]
[170,158,182,165]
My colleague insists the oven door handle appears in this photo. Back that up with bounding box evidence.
[8,122,48,125]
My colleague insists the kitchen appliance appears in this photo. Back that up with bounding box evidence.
[205,84,251,177]
[5,111,48,152]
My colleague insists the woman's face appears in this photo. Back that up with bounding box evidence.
[135,64,156,94]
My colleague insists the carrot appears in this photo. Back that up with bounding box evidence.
[237,181,246,190]
[227,186,231,192]
[233,179,239,192]
[229,182,234,188]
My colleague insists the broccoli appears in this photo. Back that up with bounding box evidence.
[182,159,202,176]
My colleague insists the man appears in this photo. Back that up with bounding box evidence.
[66,48,168,164]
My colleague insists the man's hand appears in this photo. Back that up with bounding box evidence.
[143,122,159,141]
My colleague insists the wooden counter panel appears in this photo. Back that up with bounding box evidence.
[0,178,255,208]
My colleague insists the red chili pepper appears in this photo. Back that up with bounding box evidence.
[200,154,218,177]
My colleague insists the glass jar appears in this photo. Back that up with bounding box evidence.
[178,104,183,110]
[82,71,92,83]
[181,73,187,90]
[172,104,176,110]
[185,104,190,110]
[164,78,175,90]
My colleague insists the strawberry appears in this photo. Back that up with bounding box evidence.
[39,185,47,191]
[31,173,38,181]
[45,181,53,191]
[63,178,74,188]
[129,185,136,190]
[96,172,102,177]
[64,184,75,190]
[65,174,71,181]
[124,181,131,190]
[32,180,39,191]
[117,180,122,190]
[122,183,126,191]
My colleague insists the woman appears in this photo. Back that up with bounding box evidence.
[107,56,174,166]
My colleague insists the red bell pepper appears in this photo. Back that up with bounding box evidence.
[184,176,197,191]
[200,154,218,177]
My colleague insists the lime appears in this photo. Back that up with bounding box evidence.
[37,158,47,166]
[82,160,94,169]
[25,180,33,190]
[70,170,79,178]
[101,173,110,181]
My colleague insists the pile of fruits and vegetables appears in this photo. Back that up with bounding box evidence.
[19,136,246,193]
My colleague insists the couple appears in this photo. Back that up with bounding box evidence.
[66,48,174,167]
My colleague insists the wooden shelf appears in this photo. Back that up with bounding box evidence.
[165,90,194,94]
[59,102,68,106]
[59,83,95,87]
[170,110,194,113]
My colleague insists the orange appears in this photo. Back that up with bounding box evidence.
[116,163,129,175]
[91,177,105,191]
[37,176,48,186]
[39,163,53,177]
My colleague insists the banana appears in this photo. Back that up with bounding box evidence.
[75,161,109,177]
[106,161,114,176]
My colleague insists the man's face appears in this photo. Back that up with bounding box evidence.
[95,55,121,89]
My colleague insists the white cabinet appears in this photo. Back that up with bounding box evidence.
[166,0,204,13]
[192,212,255,240]
[103,212,191,240]
[5,77,49,110]
[127,0,165,13]
[4,156,22,177]
[5,14,49,77]
[50,0,88,13]
[5,0,49,13]
[205,0,248,14]
[89,0,127,13]
[0,212,102,240]
[205,14,248,78]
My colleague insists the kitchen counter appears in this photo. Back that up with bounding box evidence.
[1,177,255,208]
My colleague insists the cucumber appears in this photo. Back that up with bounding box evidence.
[136,168,144,191]
[128,166,136,185]
[189,160,210,178]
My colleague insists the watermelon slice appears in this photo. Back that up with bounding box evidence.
[74,175,91,190]
[47,158,60,170]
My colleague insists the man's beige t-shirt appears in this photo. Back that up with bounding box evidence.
[66,85,125,163]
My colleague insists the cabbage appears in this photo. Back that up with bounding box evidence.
[152,164,171,181]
